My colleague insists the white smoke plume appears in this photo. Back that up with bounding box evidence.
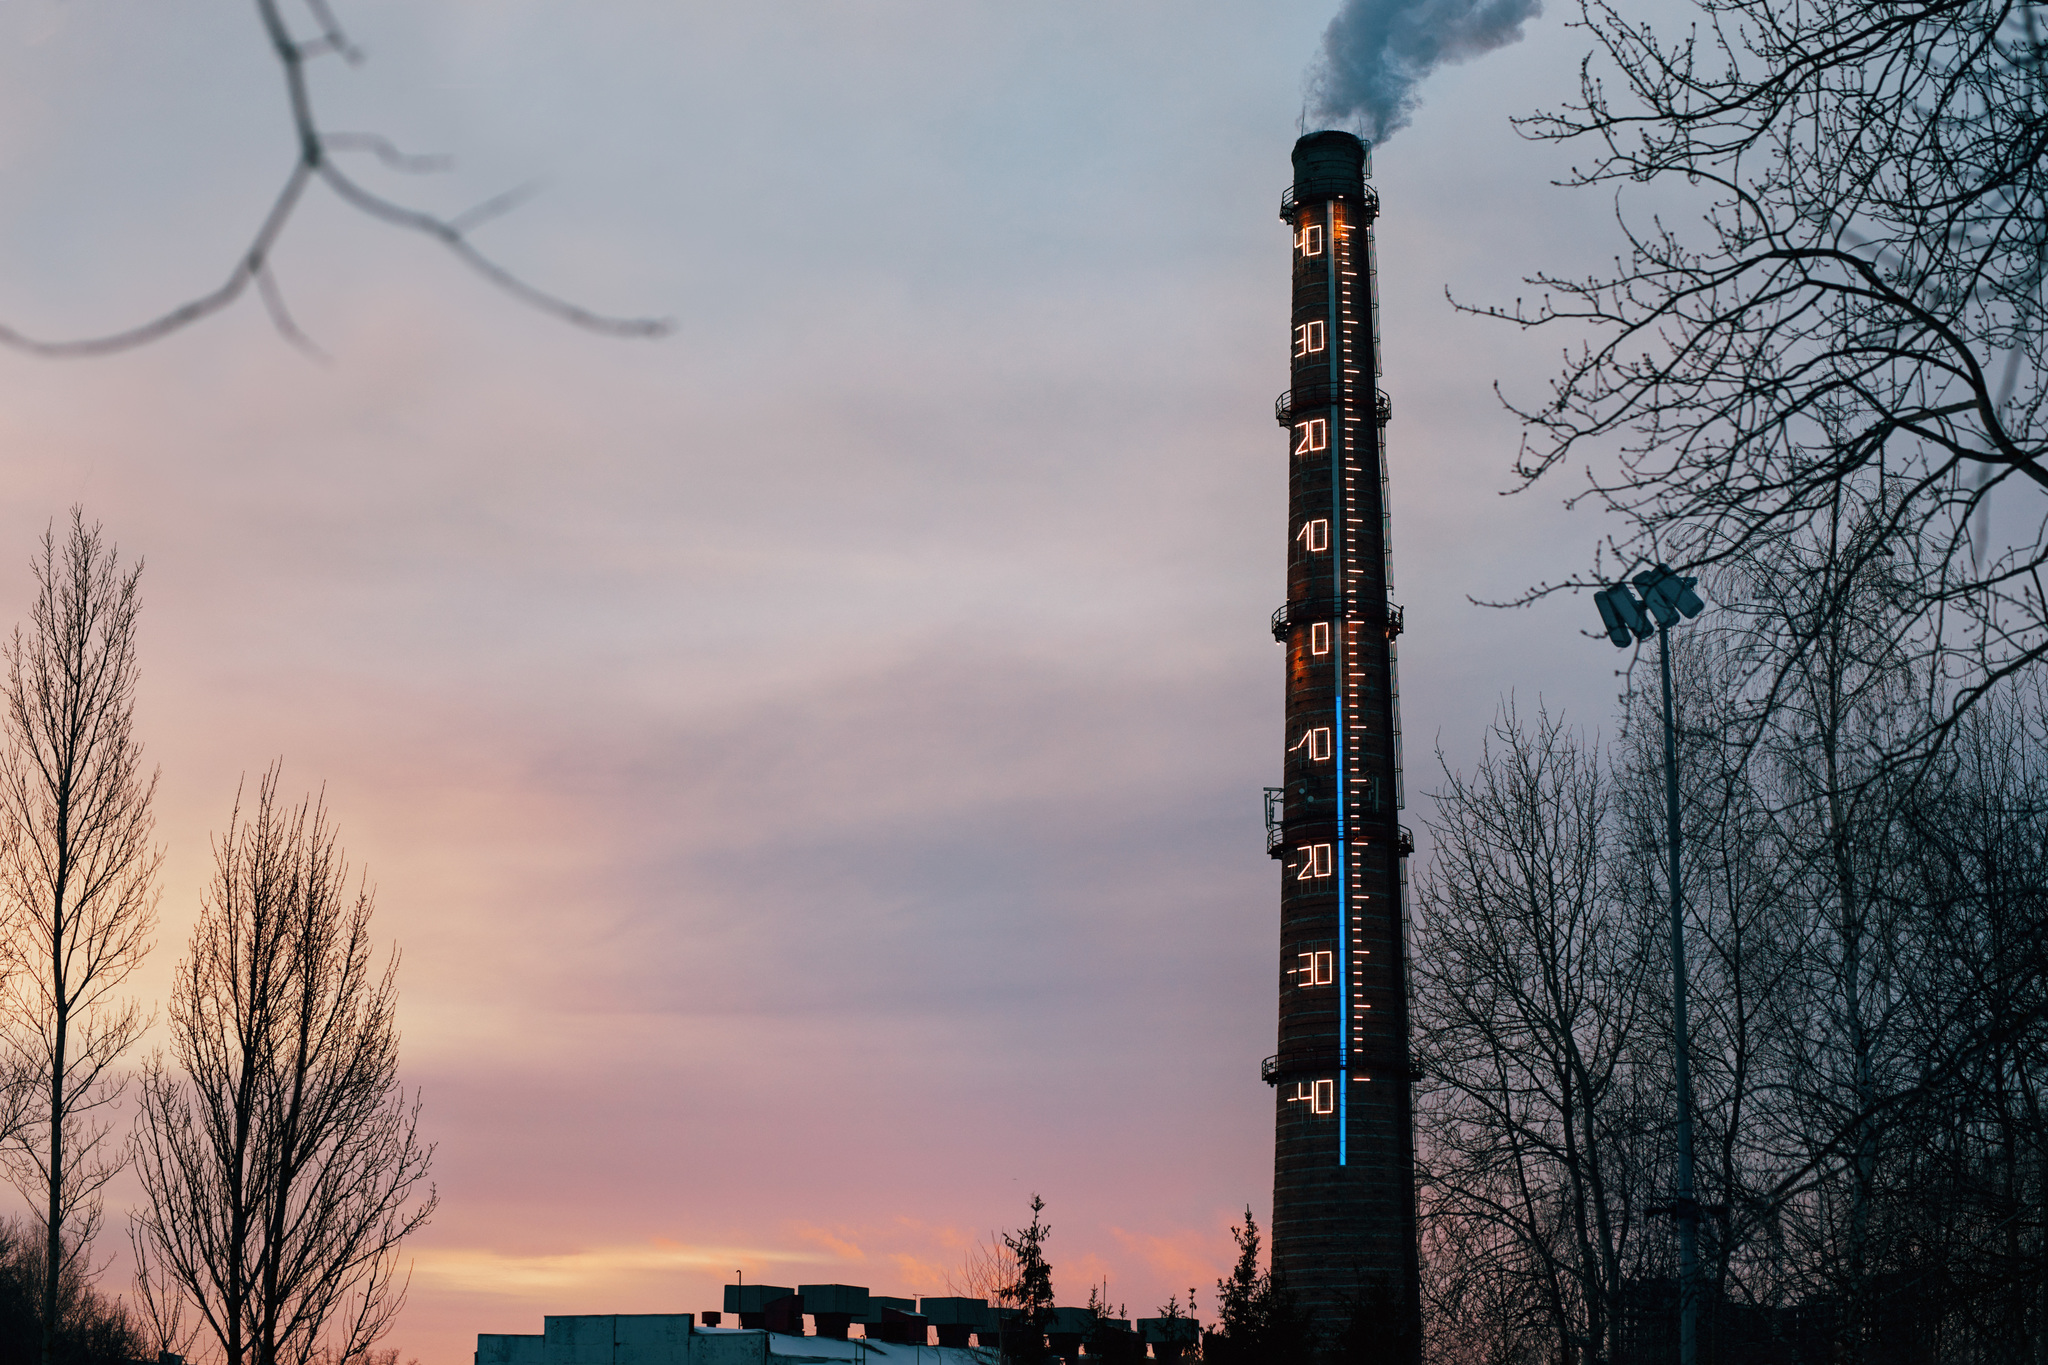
[1308,0,1542,143]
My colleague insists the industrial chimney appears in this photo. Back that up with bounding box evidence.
[1263,129,1421,1356]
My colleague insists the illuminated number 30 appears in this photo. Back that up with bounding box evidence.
[1293,320,1326,357]
[1293,419,1328,455]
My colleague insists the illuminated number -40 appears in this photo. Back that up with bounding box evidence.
[1296,843,1333,880]
[1297,950,1334,986]
[1295,223,1324,257]
[1289,1079,1335,1114]
[1293,419,1328,455]
[1293,320,1326,357]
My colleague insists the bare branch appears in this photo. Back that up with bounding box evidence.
[0,1,669,356]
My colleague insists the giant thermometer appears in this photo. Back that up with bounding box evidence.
[1263,130,1421,1352]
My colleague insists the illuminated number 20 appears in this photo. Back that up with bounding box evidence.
[1293,321,1326,357]
[1293,419,1328,455]
[1296,843,1332,880]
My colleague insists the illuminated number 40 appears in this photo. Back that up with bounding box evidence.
[1295,223,1324,257]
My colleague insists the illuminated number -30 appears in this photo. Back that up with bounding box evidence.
[1295,223,1324,258]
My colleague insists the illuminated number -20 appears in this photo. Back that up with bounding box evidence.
[1297,519,1329,553]
[1289,1079,1335,1114]
[1293,320,1326,357]
[1297,950,1334,986]
[1293,419,1328,455]
[1309,621,1331,655]
[1291,726,1332,761]
[1296,843,1333,880]
[1295,223,1324,257]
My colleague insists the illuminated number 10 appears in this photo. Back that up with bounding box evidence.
[1295,223,1324,257]
[1298,519,1329,553]
[1293,419,1328,455]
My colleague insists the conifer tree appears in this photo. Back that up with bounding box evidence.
[999,1194,1054,1364]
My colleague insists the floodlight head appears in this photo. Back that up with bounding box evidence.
[1632,563,1706,625]
[1593,590,1634,648]
[1595,586,1655,645]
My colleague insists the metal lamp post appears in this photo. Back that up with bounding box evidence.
[1594,564,1706,1365]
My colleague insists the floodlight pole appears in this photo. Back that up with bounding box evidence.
[1657,621,1700,1365]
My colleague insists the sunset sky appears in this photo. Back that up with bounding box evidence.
[0,3,1629,1360]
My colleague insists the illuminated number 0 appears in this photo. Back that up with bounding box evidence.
[1293,419,1328,455]
[1298,519,1329,553]
[1310,621,1331,655]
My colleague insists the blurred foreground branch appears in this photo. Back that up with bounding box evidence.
[0,0,670,357]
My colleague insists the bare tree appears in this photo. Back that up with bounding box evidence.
[1420,547,2048,1361]
[1416,703,1666,1365]
[0,510,161,1365]
[1,0,669,357]
[132,765,435,1365]
[1479,0,2048,766]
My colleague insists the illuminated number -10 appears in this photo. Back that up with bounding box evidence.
[1296,843,1332,880]
[1295,223,1324,258]
[1293,419,1328,455]
[1292,726,1332,761]
[1297,950,1334,986]
[1289,1079,1335,1114]
[1298,519,1329,553]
